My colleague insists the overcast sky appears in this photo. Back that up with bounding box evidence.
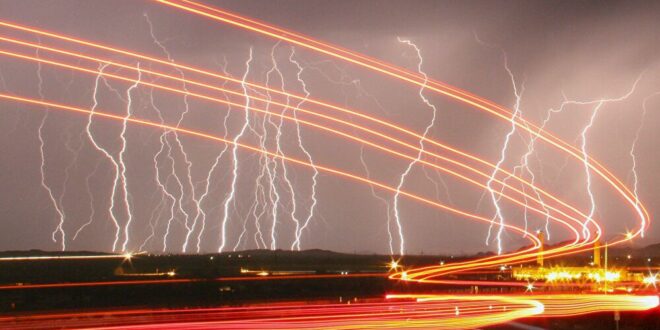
[0,0,659,255]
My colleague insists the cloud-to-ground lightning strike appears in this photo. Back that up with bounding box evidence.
[119,63,141,252]
[143,13,205,253]
[287,47,319,251]
[484,47,524,255]
[629,91,660,238]
[219,47,253,253]
[35,46,67,251]
[86,63,124,252]
[265,41,298,251]
[576,78,642,242]
[392,37,438,255]
[195,58,234,253]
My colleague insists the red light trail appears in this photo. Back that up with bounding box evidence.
[0,1,656,328]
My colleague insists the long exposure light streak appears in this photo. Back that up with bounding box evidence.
[0,22,592,229]
[0,34,620,292]
[0,25,612,260]
[149,2,652,278]
[0,40,593,247]
[0,92,542,249]
[153,0,649,245]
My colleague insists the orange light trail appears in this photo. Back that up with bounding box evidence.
[0,47,603,285]
[0,42,590,248]
[149,0,653,279]
[0,20,604,238]
[0,92,542,250]
[153,0,649,246]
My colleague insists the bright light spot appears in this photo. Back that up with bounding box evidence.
[167,270,176,277]
[604,271,620,282]
[643,274,658,286]
[627,255,632,260]
[389,260,400,270]
[400,271,408,280]
[123,252,133,260]
[626,232,633,239]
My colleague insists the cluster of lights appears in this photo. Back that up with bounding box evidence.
[514,267,622,283]
[547,271,582,281]
[587,271,621,283]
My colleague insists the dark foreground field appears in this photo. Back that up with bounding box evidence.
[1,249,658,329]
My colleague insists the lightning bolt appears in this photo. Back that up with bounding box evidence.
[218,46,253,252]
[86,63,124,251]
[119,63,142,252]
[194,57,234,252]
[35,45,67,250]
[629,92,659,238]
[246,79,273,250]
[287,47,319,251]
[264,41,298,251]
[359,145,395,255]
[477,39,524,255]
[301,57,395,253]
[73,160,103,241]
[560,77,642,242]
[144,13,205,253]
[393,37,438,255]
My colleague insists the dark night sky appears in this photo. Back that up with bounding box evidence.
[0,0,659,255]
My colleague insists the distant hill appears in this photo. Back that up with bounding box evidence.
[1,242,659,258]
[0,249,114,257]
